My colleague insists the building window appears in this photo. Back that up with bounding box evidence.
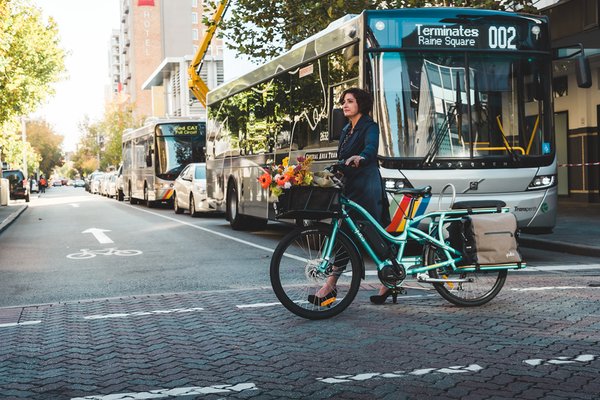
[192,12,198,24]
[192,29,199,40]
[192,0,198,8]
[553,76,568,98]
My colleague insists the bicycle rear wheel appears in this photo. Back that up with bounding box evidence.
[270,225,362,320]
[424,245,506,307]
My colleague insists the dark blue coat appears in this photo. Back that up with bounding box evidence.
[338,115,390,226]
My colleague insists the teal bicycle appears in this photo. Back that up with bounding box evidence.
[269,163,525,320]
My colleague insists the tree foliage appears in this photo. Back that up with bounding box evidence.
[0,0,66,126]
[72,102,138,177]
[218,0,539,61]
[0,0,65,174]
[25,119,64,177]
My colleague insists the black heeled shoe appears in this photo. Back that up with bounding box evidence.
[308,289,338,307]
[369,289,398,305]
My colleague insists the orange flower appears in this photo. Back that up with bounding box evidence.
[258,173,272,189]
[276,174,290,187]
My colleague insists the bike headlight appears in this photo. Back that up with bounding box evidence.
[384,178,412,191]
[527,174,556,190]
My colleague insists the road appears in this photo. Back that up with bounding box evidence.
[1,188,600,399]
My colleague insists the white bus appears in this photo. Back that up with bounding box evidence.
[206,8,591,231]
[122,118,206,207]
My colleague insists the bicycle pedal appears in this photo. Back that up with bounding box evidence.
[320,297,336,307]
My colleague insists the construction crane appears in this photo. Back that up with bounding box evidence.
[188,0,230,108]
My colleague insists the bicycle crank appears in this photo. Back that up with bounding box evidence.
[378,263,406,287]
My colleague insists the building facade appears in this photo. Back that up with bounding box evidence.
[111,0,223,120]
[543,0,600,202]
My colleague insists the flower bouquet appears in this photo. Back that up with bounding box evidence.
[258,156,315,200]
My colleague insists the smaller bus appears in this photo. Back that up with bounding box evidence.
[122,118,206,207]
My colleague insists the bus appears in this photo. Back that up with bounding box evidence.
[122,118,206,207]
[205,8,591,231]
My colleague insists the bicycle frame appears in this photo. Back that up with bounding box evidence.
[318,193,525,277]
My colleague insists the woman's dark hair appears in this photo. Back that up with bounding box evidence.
[339,88,373,115]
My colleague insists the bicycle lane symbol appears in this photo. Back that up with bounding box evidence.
[66,248,143,260]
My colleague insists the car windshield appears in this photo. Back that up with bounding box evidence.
[194,166,206,179]
[372,51,552,164]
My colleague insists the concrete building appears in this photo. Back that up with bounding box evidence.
[113,0,223,120]
[542,0,600,202]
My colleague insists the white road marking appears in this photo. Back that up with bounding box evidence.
[0,320,41,328]
[524,354,597,366]
[70,203,80,208]
[511,286,599,292]
[128,206,276,253]
[237,302,282,308]
[82,228,114,244]
[71,382,257,400]
[83,307,204,320]
[518,264,600,272]
[317,364,483,384]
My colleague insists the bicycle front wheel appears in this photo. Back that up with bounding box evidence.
[424,245,507,307]
[270,225,362,320]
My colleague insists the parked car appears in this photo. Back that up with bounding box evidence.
[173,163,211,217]
[106,173,118,198]
[2,169,30,202]
[73,179,86,188]
[90,172,104,194]
[52,179,62,187]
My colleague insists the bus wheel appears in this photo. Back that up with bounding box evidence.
[144,185,154,208]
[227,183,250,230]
[129,186,137,205]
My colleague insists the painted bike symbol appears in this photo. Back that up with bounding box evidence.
[67,248,143,259]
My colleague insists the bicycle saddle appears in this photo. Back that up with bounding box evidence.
[391,186,432,196]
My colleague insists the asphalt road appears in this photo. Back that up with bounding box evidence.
[1,188,600,399]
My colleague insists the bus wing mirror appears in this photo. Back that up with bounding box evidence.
[330,108,347,141]
[146,154,152,167]
[576,55,592,88]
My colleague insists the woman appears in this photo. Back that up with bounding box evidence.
[308,88,392,306]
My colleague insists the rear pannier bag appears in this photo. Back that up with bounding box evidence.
[449,213,522,266]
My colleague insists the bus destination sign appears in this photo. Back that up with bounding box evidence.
[172,124,200,135]
[404,23,518,50]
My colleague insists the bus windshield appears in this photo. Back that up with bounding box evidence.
[374,51,552,164]
[155,123,206,179]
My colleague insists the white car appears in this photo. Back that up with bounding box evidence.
[173,163,211,216]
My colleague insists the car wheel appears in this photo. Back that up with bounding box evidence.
[190,195,198,217]
[174,193,183,214]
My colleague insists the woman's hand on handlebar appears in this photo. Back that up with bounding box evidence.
[345,155,364,168]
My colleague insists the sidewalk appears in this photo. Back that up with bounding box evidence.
[0,199,599,257]
[0,202,28,235]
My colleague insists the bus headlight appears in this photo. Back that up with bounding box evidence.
[527,174,556,190]
[384,178,412,191]
[160,182,174,189]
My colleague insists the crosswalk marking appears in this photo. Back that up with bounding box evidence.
[317,364,483,384]
[83,307,204,320]
[71,382,257,400]
[524,354,597,366]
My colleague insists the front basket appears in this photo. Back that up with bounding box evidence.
[274,186,342,220]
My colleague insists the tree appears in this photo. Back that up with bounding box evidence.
[71,102,138,176]
[219,0,539,61]
[0,0,66,126]
[25,119,64,177]
[0,0,65,173]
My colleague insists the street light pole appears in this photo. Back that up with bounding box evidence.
[21,117,27,178]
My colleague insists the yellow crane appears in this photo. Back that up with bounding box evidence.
[188,0,229,108]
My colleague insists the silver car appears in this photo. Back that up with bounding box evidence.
[173,163,210,217]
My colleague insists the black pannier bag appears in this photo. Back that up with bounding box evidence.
[448,212,522,266]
